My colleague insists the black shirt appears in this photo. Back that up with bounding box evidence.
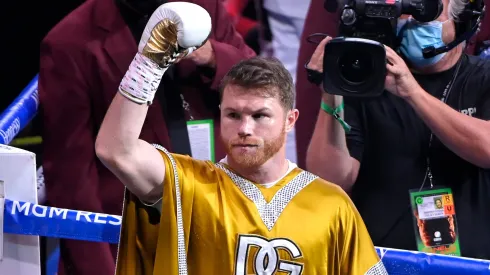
[346,54,490,260]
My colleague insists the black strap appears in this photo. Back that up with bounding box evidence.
[156,66,193,156]
[422,57,463,190]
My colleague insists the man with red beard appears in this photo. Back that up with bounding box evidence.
[95,4,385,273]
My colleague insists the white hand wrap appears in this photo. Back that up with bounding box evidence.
[118,53,167,105]
[117,2,211,105]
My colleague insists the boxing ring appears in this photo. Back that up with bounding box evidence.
[1,76,490,274]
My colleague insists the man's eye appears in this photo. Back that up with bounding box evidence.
[227,113,240,119]
[252,113,268,119]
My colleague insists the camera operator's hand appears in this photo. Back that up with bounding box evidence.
[307,36,332,73]
[384,45,422,100]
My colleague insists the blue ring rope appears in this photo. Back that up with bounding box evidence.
[0,75,39,145]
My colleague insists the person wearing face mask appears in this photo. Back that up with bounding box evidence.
[397,17,455,67]
[303,0,490,261]
[38,0,255,274]
[294,0,490,169]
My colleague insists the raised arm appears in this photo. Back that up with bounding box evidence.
[95,2,212,203]
[305,37,361,191]
[384,46,490,169]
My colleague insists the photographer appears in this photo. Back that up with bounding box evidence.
[305,0,490,260]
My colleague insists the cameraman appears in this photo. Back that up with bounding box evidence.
[305,0,490,260]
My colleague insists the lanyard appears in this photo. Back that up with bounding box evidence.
[421,58,463,190]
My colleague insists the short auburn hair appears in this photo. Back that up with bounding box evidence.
[219,57,295,110]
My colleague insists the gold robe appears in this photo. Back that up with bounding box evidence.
[115,146,387,275]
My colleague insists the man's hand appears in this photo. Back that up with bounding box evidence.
[384,45,423,99]
[186,39,216,67]
[306,36,332,72]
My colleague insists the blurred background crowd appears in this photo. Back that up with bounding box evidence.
[1,0,490,274]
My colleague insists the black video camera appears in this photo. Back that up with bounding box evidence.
[321,0,484,97]
[322,0,443,97]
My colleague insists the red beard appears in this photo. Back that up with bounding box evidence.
[223,127,286,169]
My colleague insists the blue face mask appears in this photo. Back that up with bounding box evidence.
[397,18,447,68]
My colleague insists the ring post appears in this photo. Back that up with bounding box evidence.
[0,144,41,275]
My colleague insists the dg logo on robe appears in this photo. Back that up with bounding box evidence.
[234,234,304,275]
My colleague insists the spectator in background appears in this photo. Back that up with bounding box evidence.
[294,0,490,169]
[305,0,490,260]
[224,0,262,53]
[260,0,311,85]
[38,0,255,274]
[225,0,311,84]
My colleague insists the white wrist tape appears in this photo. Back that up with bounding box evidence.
[118,53,167,105]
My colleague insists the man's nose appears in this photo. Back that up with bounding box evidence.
[237,117,253,137]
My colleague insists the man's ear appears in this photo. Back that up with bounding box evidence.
[285,109,299,132]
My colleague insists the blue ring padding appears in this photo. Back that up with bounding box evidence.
[0,75,39,145]
[3,199,490,274]
[4,199,121,244]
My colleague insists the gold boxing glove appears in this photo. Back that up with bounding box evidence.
[119,2,212,104]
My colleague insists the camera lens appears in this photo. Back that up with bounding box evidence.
[338,53,373,85]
